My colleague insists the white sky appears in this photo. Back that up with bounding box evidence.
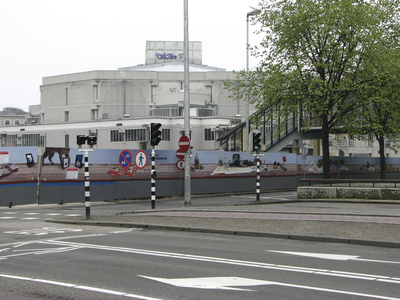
[0,0,262,112]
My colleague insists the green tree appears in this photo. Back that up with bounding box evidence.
[348,48,400,179]
[226,0,400,178]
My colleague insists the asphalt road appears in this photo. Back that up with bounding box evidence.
[1,224,400,300]
[1,194,400,299]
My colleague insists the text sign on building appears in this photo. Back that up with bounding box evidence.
[145,41,202,65]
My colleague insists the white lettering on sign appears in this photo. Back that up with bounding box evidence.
[155,53,184,60]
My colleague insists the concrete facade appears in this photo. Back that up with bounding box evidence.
[38,70,241,124]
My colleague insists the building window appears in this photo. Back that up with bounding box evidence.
[5,120,10,125]
[65,87,68,105]
[14,120,20,125]
[162,128,170,141]
[151,107,180,117]
[91,109,98,120]
[111,130,124,142]
[5,133,45,147]
[125,129,147,141]
[204,128,215,141]
[65,111,69,122]
[198,108,214,117]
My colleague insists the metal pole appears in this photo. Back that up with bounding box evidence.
[84,150,90,219]
[246,14,250,72]
[151,148,156,209]
[36,146,43,205]
[256,156,260,201]
[184,0,191,206]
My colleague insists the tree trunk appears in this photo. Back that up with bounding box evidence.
[321,116,331,179]
[378,136,386,179]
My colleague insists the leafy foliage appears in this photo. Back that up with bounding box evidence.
[226,0,400,178]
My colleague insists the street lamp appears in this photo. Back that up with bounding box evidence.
[246,9,261,72]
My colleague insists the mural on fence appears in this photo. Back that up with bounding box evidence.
[1,147,400,184]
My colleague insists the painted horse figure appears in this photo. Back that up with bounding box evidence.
[42,147,70,166]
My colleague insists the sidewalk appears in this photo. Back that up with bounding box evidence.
[47,200,400,248]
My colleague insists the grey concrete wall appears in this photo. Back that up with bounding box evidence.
[0,175,298,207]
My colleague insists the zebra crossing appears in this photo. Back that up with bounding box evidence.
[0,211,82,221]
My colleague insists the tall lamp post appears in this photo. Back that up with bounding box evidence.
[246,9,261,72]
[246,9,261,149]
[183,0,191,206]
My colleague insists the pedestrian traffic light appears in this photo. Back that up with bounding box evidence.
[252,132,262,152]
[87,136,97,146]
[77,135,87,145]
[150,123,162,146]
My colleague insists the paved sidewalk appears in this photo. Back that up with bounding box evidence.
[47,201,400,248]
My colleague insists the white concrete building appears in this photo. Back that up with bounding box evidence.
[14,41,250,150]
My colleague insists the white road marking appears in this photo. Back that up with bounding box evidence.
[65,214,82,217]
[17,240,398,286]
[0,273,162,300]
[267,250,400,265]
[109,229,136,234]
[21,218,39,220]
[23,213,40,215]
[45,213,62,216]
[0,217,15,219]
[3,228,83,236]
[260,197,290,201]
[139,275,271,291]
[1,237,398,298]
[139,275,400,299]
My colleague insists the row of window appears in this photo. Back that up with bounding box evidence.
[3,134,45,147]
[110,129,172,142]
[110,129,217,143]
[0,119,26,125]
[1,129,217,148]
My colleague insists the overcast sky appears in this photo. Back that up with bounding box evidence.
[0,0,262,112]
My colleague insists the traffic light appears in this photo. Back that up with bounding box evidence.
[252,132,261,152]
[150,123,162,146]
[87,136,97,146]
[77,135,87,145]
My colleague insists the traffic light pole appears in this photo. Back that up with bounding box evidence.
[151,148,156,209]
[79,148,93,219]
[253,153,264,202]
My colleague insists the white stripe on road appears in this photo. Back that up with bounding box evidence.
[0,273,162,300]
[37,240,400,285]
[139,275,400,299]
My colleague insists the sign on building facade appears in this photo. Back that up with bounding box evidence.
[145,41,202,65]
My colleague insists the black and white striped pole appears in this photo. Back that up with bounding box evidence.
[150,123,162,209]
[151,148,156,209]
[84,150,91,218]
[256,156,260,201]
[253,152,264,202]
[77,135,96,219]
